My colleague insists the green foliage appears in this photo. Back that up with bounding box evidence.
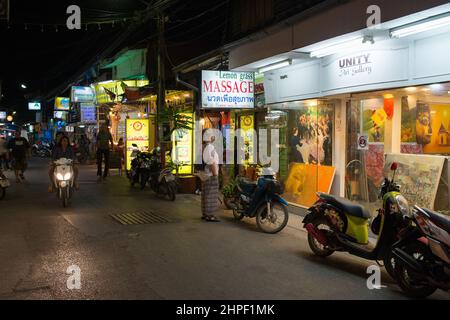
[221,179,237,198]
[152,107,193,140]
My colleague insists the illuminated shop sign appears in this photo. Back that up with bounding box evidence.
[55,97,70,110]
[126,119,150,170]
[80,103,96,123]
[201,70,255,109]
[28,102,41,110]
[71,86,95,103]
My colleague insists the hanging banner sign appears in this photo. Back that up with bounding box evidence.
[71,86,95,103]
[201,70,255,109]
[55,97,70,110]
[126,119,150,170]
[80,103,97,123]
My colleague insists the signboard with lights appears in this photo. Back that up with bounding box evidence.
[0,111,6,120]
[71,86,95,103]
[80,103,96,123]
[201,70,255,109]
[126,119,150,170]
[28,102,41,110]
[55,97,70,110]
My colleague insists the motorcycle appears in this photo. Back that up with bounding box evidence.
[391,205,450,298]
[53,158,75,207]
[303,162,409,279]
[32,141,52,158]
[227,169,289,234]
[0,169,10,200]
[142,148,177,201]
[128,144,152,188]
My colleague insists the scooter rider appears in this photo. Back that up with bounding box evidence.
[48,136,79,193]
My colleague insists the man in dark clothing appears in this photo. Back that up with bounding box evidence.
[96,124,114,182]
[7,131,30,183]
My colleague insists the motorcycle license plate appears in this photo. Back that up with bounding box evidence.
[0,179,10,188]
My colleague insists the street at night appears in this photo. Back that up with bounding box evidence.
[0,159,448,300]
[1,0,450,309]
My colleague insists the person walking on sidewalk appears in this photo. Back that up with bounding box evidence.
[0,135,10,170]
[200,134,220,222]
[7,131,30,183]
[96,124,114,182]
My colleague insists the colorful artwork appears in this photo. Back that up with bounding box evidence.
[361,99,385,143]
[284,163,336,208]
[385,154,445,209]
[288,104,333,166]
[401,96,416,143]
[423,104,450,154]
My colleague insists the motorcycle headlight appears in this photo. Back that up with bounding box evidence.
[56,173,64,180]
[64,172,72,180]
[395,195,411,217]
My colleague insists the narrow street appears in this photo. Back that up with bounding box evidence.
[0,158,448,300]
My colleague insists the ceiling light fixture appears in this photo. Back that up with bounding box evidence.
[310,36,374,58]
[390,12,450,38]
[258,59,292,73]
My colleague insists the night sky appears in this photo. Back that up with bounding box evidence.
[0,0,228,124]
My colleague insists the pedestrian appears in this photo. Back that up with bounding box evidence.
[7,131,30,183]
[0,134,10,170]
[199,134,220,222]
[116,137,125,176]
[96,124,114,182]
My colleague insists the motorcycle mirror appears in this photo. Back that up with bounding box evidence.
[390,162,398,171]
[132,143,138,147]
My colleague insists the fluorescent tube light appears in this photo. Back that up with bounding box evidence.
[310,36,368,58]
[390,12,450,38]
[258,59,292,73]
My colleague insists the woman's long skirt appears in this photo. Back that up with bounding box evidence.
[201,176,219,217]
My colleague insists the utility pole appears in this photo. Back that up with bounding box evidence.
[156,10,166,163]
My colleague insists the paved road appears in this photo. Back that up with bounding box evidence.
[0,158,448,300]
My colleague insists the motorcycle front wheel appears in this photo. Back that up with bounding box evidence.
[307,217,334,257]
[394,242,437,299]
[256,201,289,234]
[62,187,68,208]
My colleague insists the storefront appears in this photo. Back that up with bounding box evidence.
[229,4,450,214]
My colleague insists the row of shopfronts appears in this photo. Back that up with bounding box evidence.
[25,2,449,215]
[223,2,450,215]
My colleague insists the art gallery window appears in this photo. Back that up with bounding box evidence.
[269,99,337,208]
[345,84,450,216]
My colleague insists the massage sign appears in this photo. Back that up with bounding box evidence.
[201,70,255,109]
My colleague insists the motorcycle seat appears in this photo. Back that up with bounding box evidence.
[237,177,257,195]
[317,193,371,219]
[423,208,450,234]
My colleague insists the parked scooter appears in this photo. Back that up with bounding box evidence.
[143,147,177,201]
[128,144,152,188]
[53,158,75,207]
[0,169,10,200]
[227,168,289,234]
[32,141,52,158]
[303,162,409,279]
[392,206,450,298]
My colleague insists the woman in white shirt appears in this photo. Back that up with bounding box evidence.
[201,135,220,222]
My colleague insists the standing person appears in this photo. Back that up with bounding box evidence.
[96,124,114,182]
[116,138,125,176]
[7,131,30,183]
[0,135,10,170]
[201,134,220,222]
